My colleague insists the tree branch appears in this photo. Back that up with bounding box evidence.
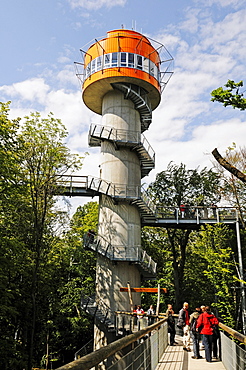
[212,148,246,183]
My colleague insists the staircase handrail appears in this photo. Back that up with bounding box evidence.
[89,123,155,162]
[81,291,116,328]
[140,187,156,214]
[84,233,156,274]
[74,339,93,360]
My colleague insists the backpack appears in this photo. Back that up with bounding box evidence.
[191,317,198,332]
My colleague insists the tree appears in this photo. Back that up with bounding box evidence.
[0,103,85,370]
[146,162,221,309]
[212,144,246,228]
[45,202,98,367]
[211,80,246,110]
[18,111,83,370]
[188,224,237,327]
[211,80,246,182]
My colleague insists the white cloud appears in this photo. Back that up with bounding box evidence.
[194,0,245,8]
[0,78,50,105]
[68,0,126,10]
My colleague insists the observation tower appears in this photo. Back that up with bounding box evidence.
[75,28,173,347]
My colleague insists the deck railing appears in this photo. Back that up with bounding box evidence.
[57,312,246,370]
[56,317,168,370]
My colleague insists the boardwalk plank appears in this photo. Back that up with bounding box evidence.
[156,335,226,370]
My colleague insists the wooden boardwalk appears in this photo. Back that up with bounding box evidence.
[156,335,226,370]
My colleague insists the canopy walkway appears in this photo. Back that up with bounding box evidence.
[56,313,245,370]
[56,175,238,229]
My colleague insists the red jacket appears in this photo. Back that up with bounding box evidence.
[196,312,219,335]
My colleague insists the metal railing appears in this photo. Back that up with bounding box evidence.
[89,123,155,160]
[55,317,168,370]
[81,292,116,332]
[74,339,93,360]
[56,312,246,370]
[84,233,157,275]
[220,332,245,370]
[155,205,238,223]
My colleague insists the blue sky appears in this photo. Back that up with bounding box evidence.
[1,0,246,211]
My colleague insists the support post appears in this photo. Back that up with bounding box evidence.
[236,218,246,334]
[127,282,134,312]
[156,284,160,320]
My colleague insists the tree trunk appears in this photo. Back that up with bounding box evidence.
[212,148,246,183]
[168,229,191,311]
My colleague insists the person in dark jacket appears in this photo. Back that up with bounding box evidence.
[189,307,202,359]
[166,304,176,345]
[196,306,219,362]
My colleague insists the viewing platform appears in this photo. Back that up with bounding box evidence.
[56,175,238,230]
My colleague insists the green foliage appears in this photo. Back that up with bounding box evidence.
[146,163,222,310]
[141,227,174,310]
[211,80,246,110]
[189,224,237,326]
[148,162,221,207]
[0,102,96,369]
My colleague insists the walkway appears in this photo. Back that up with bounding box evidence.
[156,335,226,370]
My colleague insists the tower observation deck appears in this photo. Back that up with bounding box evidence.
[75,28,173,348]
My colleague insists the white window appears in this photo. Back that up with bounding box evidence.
[112,52,118,67]
[97,56,102,71]
[104,54,111,68]
[149,60,155,76]
[128,53,134,68]
[143,57,149,73]
[120,52,127,67]
[137,55,143,70]
[86,64,91,78]
[84,52,160,83]
[91,59,95,74]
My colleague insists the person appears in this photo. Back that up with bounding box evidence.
[200,305,206,349]
[196,306,219,363]
[147,304,155,325]
[136,305,144,318]
[178,302,191,351]
[211,308,220,359]
[189,307,202,359]
[180,204,185,218]
[136,305,145,329]
[166,304,176,346]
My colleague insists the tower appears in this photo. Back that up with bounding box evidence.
[76,29,173,348]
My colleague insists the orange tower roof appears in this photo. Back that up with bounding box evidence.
[80,29,167,115]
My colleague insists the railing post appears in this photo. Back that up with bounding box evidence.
[236,218,246,334]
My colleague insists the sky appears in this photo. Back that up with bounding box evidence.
[1,0,246,213]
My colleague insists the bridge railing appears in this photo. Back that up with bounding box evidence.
[155,205,237,222]
[57,311,246,370]
[55,317,168,370]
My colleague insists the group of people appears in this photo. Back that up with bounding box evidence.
[132,301,220,363]
[177,204,217,219]
[174,302,219,362]
[132,304,156,326]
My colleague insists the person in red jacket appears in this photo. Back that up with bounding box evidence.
[196,306,219,362]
